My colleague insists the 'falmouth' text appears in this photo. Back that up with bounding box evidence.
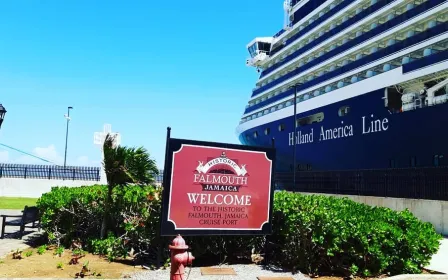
[194,174,248,186]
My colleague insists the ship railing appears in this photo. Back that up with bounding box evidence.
[274,166,448,201]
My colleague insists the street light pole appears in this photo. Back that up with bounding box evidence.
[64,106,73,168]
[293,86,297,192]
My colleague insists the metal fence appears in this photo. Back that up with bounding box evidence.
[274,166,448,201]
[0,163,101,181]
[154,169,163,185]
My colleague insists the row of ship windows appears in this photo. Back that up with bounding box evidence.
[263,0,427,84]
[252,22,445,109]
[240,38,448,124]
[245,108,349,139]
[273,0,383,56]
[288,155,445,172]
[272,0,345,51]
[251,10,446,107]
[252,2,444,103]
[391,155,445,167]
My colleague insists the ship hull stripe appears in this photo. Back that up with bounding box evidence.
[239,88,448,171]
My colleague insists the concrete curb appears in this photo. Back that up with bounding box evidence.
[387,275,448,279]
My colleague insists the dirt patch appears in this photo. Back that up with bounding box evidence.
[0,245,439,279]
[0,246,146,279]
[305,269,438,280]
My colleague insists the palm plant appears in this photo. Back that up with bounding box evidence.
[100,133,159,239]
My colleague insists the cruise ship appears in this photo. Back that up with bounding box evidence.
[236,0,448,173]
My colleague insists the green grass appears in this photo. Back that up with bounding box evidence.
[0,197,38,209]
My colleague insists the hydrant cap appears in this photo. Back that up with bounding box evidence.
[169,234,189,250]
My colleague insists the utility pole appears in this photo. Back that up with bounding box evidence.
[293,86,297,191]
[64,106,73,168]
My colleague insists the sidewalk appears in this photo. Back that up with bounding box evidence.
[0,209,42,259]
[426,237,448,274]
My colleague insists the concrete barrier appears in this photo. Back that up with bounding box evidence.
[304,192,448,236]
[0,178,99,198]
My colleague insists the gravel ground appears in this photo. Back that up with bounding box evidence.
[128,264,310,280]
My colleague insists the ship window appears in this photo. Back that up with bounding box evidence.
[248,43,258,58]
[428,20,437,29]
[389,159,396,168]
[433,155,444,166]
[296,112,324,127]
[386,87,402,112]
[423,48,434,57]
[338,106,350,117]
[434,155,440,167]
[278,124,285,131]
[406,3,415,11]
[410,156,417,167]
[407,30,416,38]
[253,131,258,138]
[264,127,270,135]
[258,42,271,53]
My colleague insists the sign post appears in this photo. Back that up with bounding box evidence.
[93,124,121,184]
[160,127,276,236]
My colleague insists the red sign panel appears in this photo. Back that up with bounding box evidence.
[160,136,275,236]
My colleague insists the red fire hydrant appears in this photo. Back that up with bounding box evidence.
[169,234,195,280]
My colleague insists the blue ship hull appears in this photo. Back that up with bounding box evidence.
[238,87,448,172]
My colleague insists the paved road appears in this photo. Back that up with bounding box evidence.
[426,237,448,274]
[0,209,42,259]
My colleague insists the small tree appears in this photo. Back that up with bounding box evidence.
[100,133,159,239]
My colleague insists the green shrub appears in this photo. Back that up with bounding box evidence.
[268,191,442,277]
[25,250,33,257]
[37,185,106,245]
[37,184,163,262]
[88,232,128,262]
[37,245,47,255]
[36,186,442,277]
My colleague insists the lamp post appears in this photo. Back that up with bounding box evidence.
[0,104,7,130]
[288,84,298,191]
[292,85,297,191]
[63,106,73,168]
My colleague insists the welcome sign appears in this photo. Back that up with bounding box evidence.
[160,131,275,236]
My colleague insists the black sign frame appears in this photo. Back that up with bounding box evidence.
[159,127,276,236]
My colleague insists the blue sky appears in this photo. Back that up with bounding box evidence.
[0,0,283,168]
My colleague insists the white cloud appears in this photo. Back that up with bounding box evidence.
[0,145,100,167]
[76,156,101,167]
[12,144,63,165]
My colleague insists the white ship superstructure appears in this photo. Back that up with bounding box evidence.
[237,0,448,172]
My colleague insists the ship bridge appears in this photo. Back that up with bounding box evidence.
[246,37,274,68]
